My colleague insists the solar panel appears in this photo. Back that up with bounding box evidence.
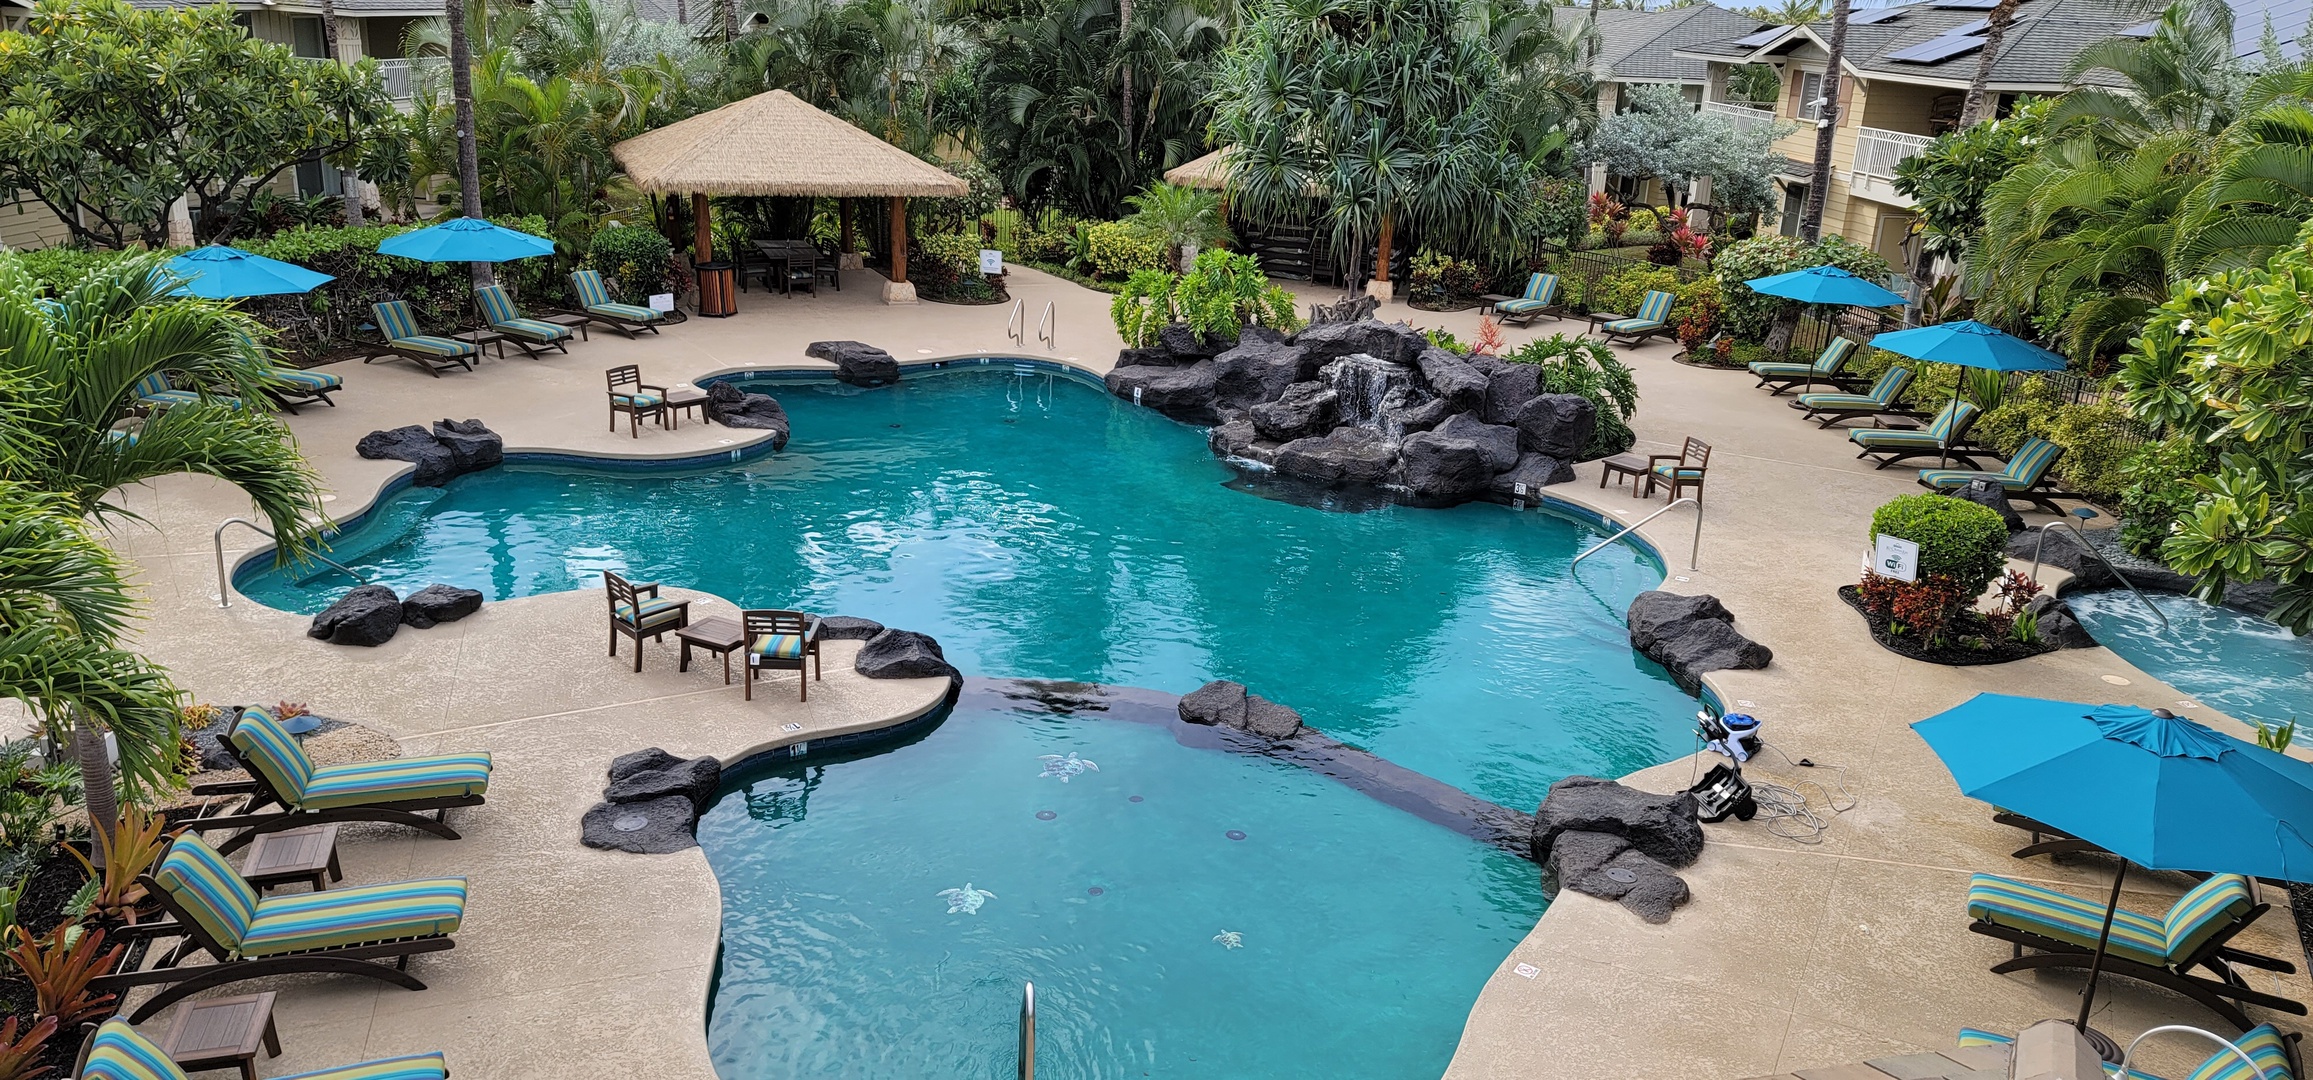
[1930,0,1999,9]
[1884,34,1986,61]
[2119,18,2157,35]
[1730,25,1788,46]
[1943,17,1990,35]
[1850,6,1910,24]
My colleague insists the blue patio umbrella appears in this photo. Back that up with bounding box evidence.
[1912,693,2313,1043]
[377,217,555,264]
[164,245,334,299]
[1742,263,1909,309]
[1869,320,2068,466]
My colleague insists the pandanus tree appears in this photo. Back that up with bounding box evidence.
[1209,0,1538,292]
[0,255,327,862]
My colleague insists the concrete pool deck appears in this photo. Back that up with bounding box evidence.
[97,265,2303,1077]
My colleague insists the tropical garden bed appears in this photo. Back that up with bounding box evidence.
[1838,585,2055,666]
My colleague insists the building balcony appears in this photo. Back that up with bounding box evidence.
[1849,125,1936,207]
[1700,99,1780,135]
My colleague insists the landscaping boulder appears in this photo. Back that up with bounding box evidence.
[1209,419,1260,457]
[2025,595,2099,649]
[817,615,886,641]
[1540,829,1691,924]
[189,710,242,772]
[1479,363,1543,425]
[1105,362,1224,425]
[432,419,504,474]
[1415,347,1489,412]
[355,421,503,487]
[608,746,682,783]
[1383,395,1454,435]
[1177,679,1304,740]
[1515,394,1597,460]
[580,795,698,854]
[1400,427,1497,502]
[1239,326,1288,346]
[604,753,721,812]
[400,584,482,629]
[704,383,792,448]
[1433,414,1520,473]
[1533,775,1704,868]
[1625,591,1773,694]
[1489,452,1576,502]
[1273,427,1397,486]
[1157,323,1227,361]
[855,628,958,680]
[1250,382,1339,443]
[1211,339,1314,413]
[807,340,901,387]
[1293,319,1426,367]
[307,584,403,647]
[1953,479,2025,534]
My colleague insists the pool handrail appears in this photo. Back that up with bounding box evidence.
[1007,299,1025,347]
[2026,518,2170,631]
[213,517,366,609]
[1037,301,1055,351]
[1019,980,1036,1080]
[2116,1025,2272,1080]
[1573,497,1700,572]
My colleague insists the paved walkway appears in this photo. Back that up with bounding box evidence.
[96,269,2303,1078]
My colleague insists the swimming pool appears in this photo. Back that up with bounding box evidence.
[240,367,1692,810]
[2069,590,2313,727]
[697,685,1544,1080]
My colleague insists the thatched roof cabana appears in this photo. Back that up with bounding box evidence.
[1163,147,1234,191]
[612,89,966,307]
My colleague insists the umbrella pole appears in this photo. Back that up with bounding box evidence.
[1941,373,1959,469]
[2075,860,2129,1034]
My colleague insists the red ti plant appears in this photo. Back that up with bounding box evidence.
[4,922,124,1029]
[0,1014,58,1080]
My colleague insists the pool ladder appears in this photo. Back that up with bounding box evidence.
[1572,497,1702,572]
[1005,300,1056,351]
[1018,981,1035,1080]
[2025,515,2170,630]
[1006,363,1053,412]
[213,517,366,609]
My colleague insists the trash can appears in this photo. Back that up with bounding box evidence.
[695,260,737,318]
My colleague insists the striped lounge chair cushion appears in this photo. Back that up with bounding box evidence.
[613,597,686,629]
[1852,402,1978,450]
[1631,290,1674,324]
[1650,465,1704,480]
[591,301,663,322]
[1602,317,1662,333]
[752,634,806,660]
[1966,872,2252,968]
[270,368,343,393]
[298,753,494,811]
[394,335,476,357]
[1495,297,1550,314]
[1953,1023,2289,1080]
[81,1018,195,1080]
[1793,391,1880,409]
[153,835,260,951]
[230,706,315,798]
[572,268,662,320]
[493,316,573,343]
[239,876,466,956]
[373,301,478,356]
[278,1052,451,1080]
[1496,273,1558,313]
[1920,436,2064,491]
[476,286,572,343]
[612,392,663,407]
[1747,361,1819,378]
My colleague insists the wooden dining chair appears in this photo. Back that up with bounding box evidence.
[605,364,667,438]
[786,250,818,297]
[605,571,690,672]
[1643,436,1711,505]
[742,609,824,701]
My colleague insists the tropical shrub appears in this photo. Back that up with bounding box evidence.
[1972,374,2064,456]
[2116,435,2216,556]
[4,922,121,1027]
[910,232,1002,303]
[1591,267,1719,334]
[237,216,563,356]
[1083,222,1166,280]
[585,225,678,305]
[1502,334,1639,459]
[1870,494,2009,595]
[1711,234,1893,342]
[1405,249,1489,309]
[2044,400,2143,502]
[1111,252,1299,347]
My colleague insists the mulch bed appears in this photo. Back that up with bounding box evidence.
[0,844,107,1074]
[1408,299,1488,312]
[1670,348,1746,370]
[1837,585,2056,666]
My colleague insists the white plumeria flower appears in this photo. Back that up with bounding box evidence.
[2176,318,2195,334]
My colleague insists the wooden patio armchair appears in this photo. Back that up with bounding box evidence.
[605,570,691,671]
[743,608,824,702]
[1642,436,1710,505]
[606,364,667,438]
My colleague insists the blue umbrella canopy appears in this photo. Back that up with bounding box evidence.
[1867,319,2067,372]
[164,245,335,299]
[1742,264,1908,308]
[1912,693,2313,879]
[377,217,556,263]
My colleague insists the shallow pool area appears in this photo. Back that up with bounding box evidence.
[698,686,1544,1080]
[2069,590,2313,727]
[242,367,1692,811]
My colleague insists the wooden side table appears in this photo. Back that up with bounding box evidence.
[1584,311,1626,338]
[161,992,280,1080]
[663,387,709,430]
[677,615,746,684]
[1598,453,1650,492]
[239,823,341,894]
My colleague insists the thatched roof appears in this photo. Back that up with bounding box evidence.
[1163,147,1233,190]
[614,90,968,198]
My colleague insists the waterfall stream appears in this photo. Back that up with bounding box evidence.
[1320,353,1428,440]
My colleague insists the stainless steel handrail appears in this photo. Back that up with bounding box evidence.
[1036,301,1055,350]
[1572,497,1701,572]
[213,517,364,609]
[1018,981,1036,1080]
[1007,300,1025,346]
[2027,518,2169,630]
[2118,1026,2270,1080]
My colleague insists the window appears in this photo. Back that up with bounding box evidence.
[1798,71,1825,119]
[1779,184,1808,237]
[290,15,326,58]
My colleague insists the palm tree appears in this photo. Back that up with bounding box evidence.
[447,0,491,285]
[1124,182,1232,268]
[1800,0,1849,241]
[1957,0,2019,126]
[0,255,328,860]
[2048,0,2245,141]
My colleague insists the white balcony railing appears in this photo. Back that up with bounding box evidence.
[1853,126,1935,181]
[1700,99,1780,135]
[373,57,414,100]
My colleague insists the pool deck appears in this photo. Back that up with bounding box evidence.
[99,265,2303,1078]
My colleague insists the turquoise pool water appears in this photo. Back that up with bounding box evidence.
[697,687,1544,1080]
[240,367,1691,810]
[2070,590,2313,727]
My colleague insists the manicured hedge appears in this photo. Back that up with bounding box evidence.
[1869,494,2008,595]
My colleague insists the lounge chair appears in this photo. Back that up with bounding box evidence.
[1965,871,2304,1031]
[90,833,464,1023]
[1918,436,2076,513]
[1491,273,1562,326]
[570,269,669,338]
[363,300,479,377]
[262,365,343,414]
[606,364,667,438]
[1955,1022,2299,1080]
[743,608,823,702]
[1849,399,1983,469]
[1748,336,1858,395]
[185,705,491,854]
[1595,289,1675,346]
[1790,366,1914,428]
[131,372,241,413]
[605,570,689,672]
[77,1015,449,1080]
[1643,436,1711,505]
[475,284,574,356]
